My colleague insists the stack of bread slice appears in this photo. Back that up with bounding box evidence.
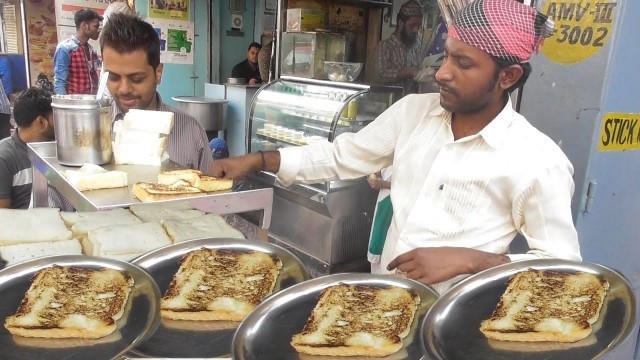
[0,208,82,266]
[132,169,233,202]
[62,163,127,191]
[112,109,174,166]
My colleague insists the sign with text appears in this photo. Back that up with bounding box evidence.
[149,0,190,21]
[598,113,640,151]
[147,18,194,65]
[541,0,617,64]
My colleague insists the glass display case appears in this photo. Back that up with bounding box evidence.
[246,78,402,276]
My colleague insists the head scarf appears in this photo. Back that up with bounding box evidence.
[448,0,554,63]
[399,0,423,18]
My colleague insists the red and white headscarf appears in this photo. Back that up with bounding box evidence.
[448,0,554,63]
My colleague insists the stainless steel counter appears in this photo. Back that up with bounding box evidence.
[27,142,273,229]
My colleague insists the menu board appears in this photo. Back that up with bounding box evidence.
[24,0,57,88]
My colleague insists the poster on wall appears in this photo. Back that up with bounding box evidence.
[149,0,190,21]
[147,18,194,65]
[23,0,57,87]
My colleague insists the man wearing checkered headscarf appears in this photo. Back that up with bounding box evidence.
[374,0,429,94]
[448,0,554,63]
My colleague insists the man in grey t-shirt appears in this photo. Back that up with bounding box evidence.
[0,88,54,209]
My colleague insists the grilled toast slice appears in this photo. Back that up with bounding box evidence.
[291,284,420,357]
[4,266,134,339]
[480,269,609,343]
[161,249,282,321]
[158,170,232,192]
[132,180,204,202]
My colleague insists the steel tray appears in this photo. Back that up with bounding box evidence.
[422,259,637,360]
[232,273,439,360]
[128,237,309,358]
[0,255,161,360]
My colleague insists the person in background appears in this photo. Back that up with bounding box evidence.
[0,88,53,209]
[53,9,102,95]
[375,0,427,94]
[232,42,262,85]
[49,13,212,210]
[210,138,229,160]
[210,0,581,294]
[0,81,10,139]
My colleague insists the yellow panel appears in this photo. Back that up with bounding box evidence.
[598,113,640,151]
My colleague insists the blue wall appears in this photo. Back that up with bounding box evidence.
[219,0,257,81]
[134,0,209,106]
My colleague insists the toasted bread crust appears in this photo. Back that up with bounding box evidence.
[4,266,134,339]
[291,284,419,357]
[160,249,282,321]
[132,181,204,202]
[480,270,609,343]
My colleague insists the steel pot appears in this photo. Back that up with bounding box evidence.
[172,96,228,131]
[52,95,113,166]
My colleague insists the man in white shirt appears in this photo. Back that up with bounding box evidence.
[209,0,581,293]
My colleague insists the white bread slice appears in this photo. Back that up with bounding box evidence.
[158,169,202,186]
[123,109,174,134]
[162,214,244,243]
[480,270,609,343]
[86,222,171,256]
[113,143,168,166]
[132,181,204,202]
[60,208,142,239]
[0,239,82,266]
[4,266,134,339]
[62,164,127,191]
[161,249,282,321]
[291,284,420,357]
[0,208,72,245]
[115,128,166,147]
[129,201,205,223]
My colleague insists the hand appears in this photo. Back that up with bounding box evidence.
[249,78,257,85]
[208,154,261,179]
[367,173,391,190]
[387,247,510,285]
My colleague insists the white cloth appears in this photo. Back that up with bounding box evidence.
[278,93,581,294]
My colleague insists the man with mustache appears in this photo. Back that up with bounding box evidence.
[374,0,427,94]
[211,0,581,294]
[48,13,213,210]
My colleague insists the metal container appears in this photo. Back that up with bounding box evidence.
[173,96,228,131]
[51,95,113,166]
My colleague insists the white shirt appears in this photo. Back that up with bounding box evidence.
[278,93,581,293]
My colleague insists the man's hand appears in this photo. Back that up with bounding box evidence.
[387,247,510,285]
[209,154,260,179]
[249,78,257,85]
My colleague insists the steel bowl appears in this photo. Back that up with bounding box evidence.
[324,61,363,82]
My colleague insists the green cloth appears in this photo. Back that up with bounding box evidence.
[368,195,393,256]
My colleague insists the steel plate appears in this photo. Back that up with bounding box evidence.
[0,255,161,360]
[232,273,439,360]
[422,259,637,360]
[129,237,309,358]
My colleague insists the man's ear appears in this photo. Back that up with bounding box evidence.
[155,63,163,85]
[34,115,48,130]
[500,64,524,90]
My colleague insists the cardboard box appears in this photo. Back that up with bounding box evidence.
[286,9,326,32]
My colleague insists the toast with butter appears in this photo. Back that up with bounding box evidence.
[158,169,233,193]
[161,249,282,321]
[480,269,609,343]
[132,180,204,202]
[4,266,134,339]
[291,284,420,357]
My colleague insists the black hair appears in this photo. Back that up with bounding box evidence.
[13,88,52,128]
[99,13,161,70]
[493,57,532,94]
[74,9,103,29]
[248,42,262,51]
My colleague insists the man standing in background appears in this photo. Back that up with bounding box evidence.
[375,0,427,94]
[232,43,262,85]
[53,9,102,95]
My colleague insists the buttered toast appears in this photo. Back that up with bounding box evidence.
[5,266,134,339]
[161,249,282,321]
[480,270,609,343]
[158,169,232,192]
[291,284,420,357]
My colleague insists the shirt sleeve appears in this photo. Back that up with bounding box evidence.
[53,46,70,95]
[277,96,417,186]
[508,162,582,262]
[0,158,12,199]
[197,132,214,172]
[375,42,400,84]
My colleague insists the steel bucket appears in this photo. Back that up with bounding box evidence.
[173,96,228,131]
[52,95,113,166]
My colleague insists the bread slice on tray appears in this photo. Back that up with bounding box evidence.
[85,222,172,258]
[162,213,244,243]
[291,283,420,357]
[0,208,71,245]
[0,239,82,266]
[132,180,203,202]
[480,269,609,343]
[158,169,233,192]
[60,208,142,239]
[4,266,134,339]
[161,248,282,321]
[129,201,205,223]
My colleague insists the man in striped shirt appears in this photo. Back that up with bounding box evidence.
[49,13,212,210]
[0,88,54,209]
